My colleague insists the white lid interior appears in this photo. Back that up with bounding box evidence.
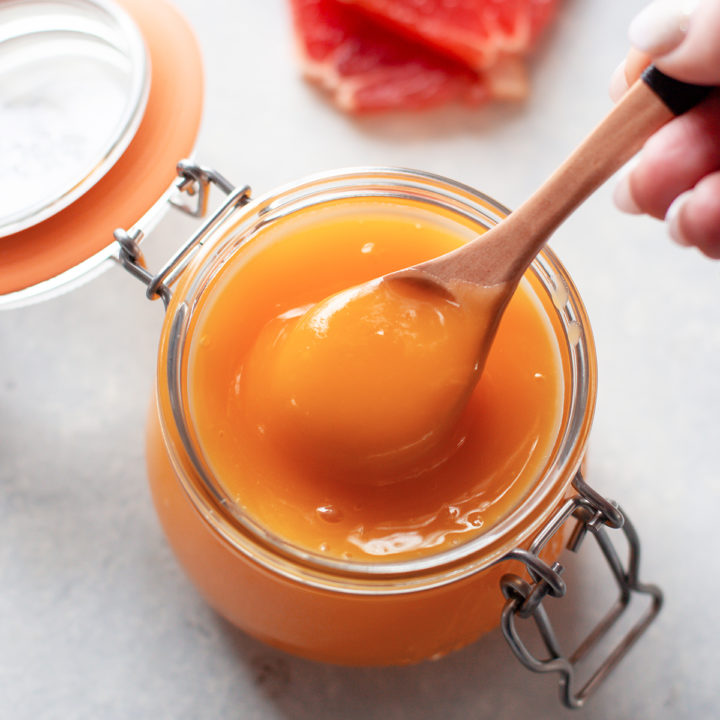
[0,0,150,236]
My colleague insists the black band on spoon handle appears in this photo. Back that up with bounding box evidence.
[642,65,712,115]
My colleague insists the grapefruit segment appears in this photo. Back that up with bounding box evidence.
[339,0,561,71]
[290,0,491,112]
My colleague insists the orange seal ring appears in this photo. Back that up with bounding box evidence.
[0,0,204,296]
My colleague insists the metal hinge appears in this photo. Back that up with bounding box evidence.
[114,160,251,307]
[499,472,663,709]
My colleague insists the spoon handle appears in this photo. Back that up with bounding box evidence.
[642,65,713,115]
[415,67,712,288]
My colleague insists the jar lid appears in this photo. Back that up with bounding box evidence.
[0,0,203,306]
[0,0,150,237]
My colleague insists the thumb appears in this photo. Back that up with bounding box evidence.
[629,0,720,85]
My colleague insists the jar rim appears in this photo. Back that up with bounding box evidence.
[156,167,598,593]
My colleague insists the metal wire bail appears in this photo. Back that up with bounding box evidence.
[115,160,251,307]
[499,471,663,709]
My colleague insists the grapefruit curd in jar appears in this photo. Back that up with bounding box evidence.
[145,175,587,666]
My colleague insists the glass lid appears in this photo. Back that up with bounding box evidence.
[0,0,150,237]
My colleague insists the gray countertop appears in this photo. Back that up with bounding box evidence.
[2,1,719,718]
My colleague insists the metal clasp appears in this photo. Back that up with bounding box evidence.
[114,160,251,307]
[499,472,662,708]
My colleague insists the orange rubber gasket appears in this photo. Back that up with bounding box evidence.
[0,0,204,295]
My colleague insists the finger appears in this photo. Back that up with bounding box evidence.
[609,60,628,103]
[625,47,653,84]
[630,0,720,85]
[615,92,720,220]
[609,49,652,102]
[667,172,720,258]
[629,0,698,56]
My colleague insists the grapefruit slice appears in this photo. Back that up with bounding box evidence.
[340,0,561,71]
[290,0,491,112]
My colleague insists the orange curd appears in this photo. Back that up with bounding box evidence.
[187,199,562,561]
[146,171,595,665]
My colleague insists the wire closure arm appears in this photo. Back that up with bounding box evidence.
[498,472,663,709]
[115,160,251,308]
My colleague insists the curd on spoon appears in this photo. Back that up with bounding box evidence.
[243,274,509,479]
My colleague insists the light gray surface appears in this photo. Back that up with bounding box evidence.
[2,1,719,718]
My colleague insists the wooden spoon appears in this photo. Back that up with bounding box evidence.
[388,66,711,366]
[258,68,710,480]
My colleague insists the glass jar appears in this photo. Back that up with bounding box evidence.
[142,168,660,707]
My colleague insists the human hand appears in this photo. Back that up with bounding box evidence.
[609,0,720,257]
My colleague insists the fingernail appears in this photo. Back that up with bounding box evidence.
[613,163,643,215]
[609,60,628,102]
[666,190,693,246]
[628,0,699,55]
